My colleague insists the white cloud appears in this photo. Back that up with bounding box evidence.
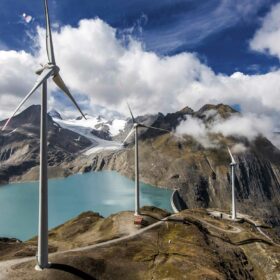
[34,18,280,119]
[32,19,221,116]
[250,3,280,59]
[0,17,279,148]
[231,143,247,154]
[176,113,275,148]
[211,113,273,140]
[0,50,38,119]
[176,116,211,147]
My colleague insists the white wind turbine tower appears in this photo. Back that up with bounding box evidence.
[123,104,170,216]
[228,147,237,220]
[2,0,86,270]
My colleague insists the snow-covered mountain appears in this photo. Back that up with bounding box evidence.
[48,109,63,120]
[52,113,127,155]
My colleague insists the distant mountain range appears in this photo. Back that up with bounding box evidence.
[0,104,280,233]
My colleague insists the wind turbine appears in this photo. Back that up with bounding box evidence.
[227,147,237,220]
[123,104,170,216]
[2,0,86,270]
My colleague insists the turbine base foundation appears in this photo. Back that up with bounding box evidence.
[35,262,51,271]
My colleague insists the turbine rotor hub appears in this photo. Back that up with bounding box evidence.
[46,63,59,73]
[35,63,60,76]
[52,65,60,75]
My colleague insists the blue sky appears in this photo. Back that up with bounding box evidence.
[1,0,279,75]
[1,0,280,146]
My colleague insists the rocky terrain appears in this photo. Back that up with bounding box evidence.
[0,105,92,184]
[0,207,279,279]
[68,104,280,232]
[0,104,280,233]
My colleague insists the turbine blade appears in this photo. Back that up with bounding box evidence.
[139,124,171,133]
[126,102,135,123]
[122,128,135,145]
[227,147,236,164]
[44,0,56,64]
[35,67,45,75]
[2,68,54,131]
[53,73,87,120]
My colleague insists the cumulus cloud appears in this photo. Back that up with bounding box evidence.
[0,17,279,147]
[176,117,211,148]
[250,3,280,59]
[176,113,275,148]
[0,50,38,119]
[36,19,280,120]
[231,143,247,154]
[211,114,273,140]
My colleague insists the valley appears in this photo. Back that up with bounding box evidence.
[0,103,280,233]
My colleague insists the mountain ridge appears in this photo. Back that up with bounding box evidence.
[0,104,279,233]
[0,207,279,279]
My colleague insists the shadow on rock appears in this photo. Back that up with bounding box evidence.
[50,263,97,280]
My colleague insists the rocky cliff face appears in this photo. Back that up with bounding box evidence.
[1,104,280,231]
[68,104,280,230]
[0,105,92,184]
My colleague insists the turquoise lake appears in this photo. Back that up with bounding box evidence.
[0,171,172,241]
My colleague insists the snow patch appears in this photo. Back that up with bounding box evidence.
[53,116,125,155]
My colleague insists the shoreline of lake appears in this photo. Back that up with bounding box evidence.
[0,171,173,241]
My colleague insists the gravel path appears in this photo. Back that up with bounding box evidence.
[0,220,164,279]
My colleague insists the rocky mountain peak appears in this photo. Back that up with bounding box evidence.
[0,104,46,129]
[195,103,238,121]
[48,109,62,120]
[197,103,237,116]
[178,106,194,115]
[0,103,280,235]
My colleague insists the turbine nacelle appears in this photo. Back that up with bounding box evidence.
[47,63,59,73]
[227,147,237,166]
[35,68,44,75]
[122,103,171,146]
[123,103,172,217]
[35,64,59,76]
[2,0,87,132]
